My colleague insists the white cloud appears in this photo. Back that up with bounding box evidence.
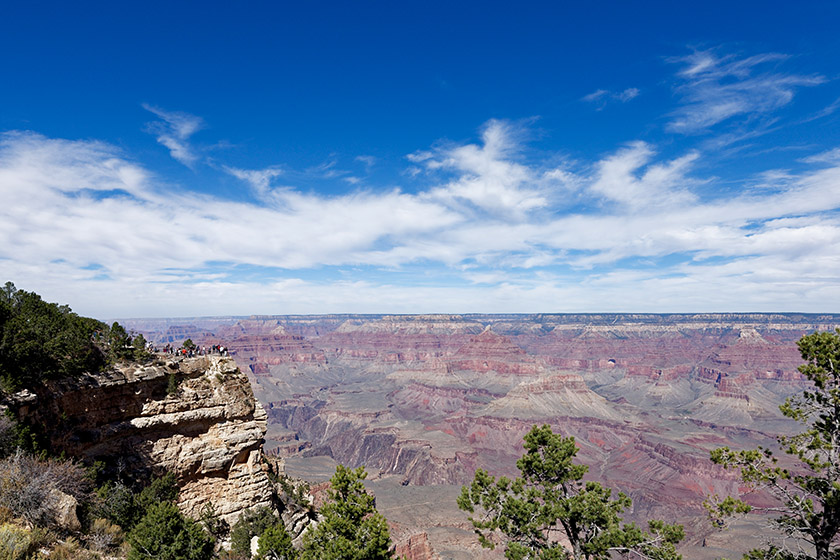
[224,166,285,198]
[142,104,205,166]
[3,118,840,316]
[667,49,824,134]
[582,89,609,102]
[418,120,548,218]
[616,88,640,102]
[812,96,840,120]
[582,87,641,109]
[588,141,699,209]
[800,147,840,164]
[355,155,377,171]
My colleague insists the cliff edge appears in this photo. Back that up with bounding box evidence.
[8,354,275,526]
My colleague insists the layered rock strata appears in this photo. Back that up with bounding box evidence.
[9,355,274,526]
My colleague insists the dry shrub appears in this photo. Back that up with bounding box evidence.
[87,517,123,552]
[0,418,15,460]
[39,536,100,560]
[0,450,90,527]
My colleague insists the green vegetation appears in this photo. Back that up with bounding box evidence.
[0,282,154,393]
[199,502,229,542]
[230,507,280,557]
[0,449,91,528]
[0,284,223,559]
[87,517,124,553]
[301,464,395,560]
[95,480,139,529]
[229,506,296,560]
[94,471,216,560]
[96,472,179,530]
[108,321,133,362]
[0,445,216,559]
[0,282,106,391]
[0,412,44,457]
[132,333,152,361]
[707,329,840,560]
[0,523,38,560]
[127,501,214,560]
[257,525,295,560]
[167,372,180,396]
[458,424,684,560]
[277,474,314,515]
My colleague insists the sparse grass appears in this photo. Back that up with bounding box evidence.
[0,523,32,560]
[38,536,102,560]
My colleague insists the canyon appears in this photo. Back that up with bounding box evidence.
[124,313,840,559]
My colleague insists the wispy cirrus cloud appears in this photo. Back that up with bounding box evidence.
[582,89,609,102]
[667,49,825,134]
[355,155,377,171]
[224,166,285,199]
[801,147,840,164]
[142,104,205,167]
[582,87,640,109]
[801,96,840,123]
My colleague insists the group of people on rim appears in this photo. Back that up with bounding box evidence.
[159,343,228,358]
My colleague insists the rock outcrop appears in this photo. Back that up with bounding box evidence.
[394,532,439,560]
[8,355,275,526]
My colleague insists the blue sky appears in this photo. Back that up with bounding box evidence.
[2,1,840,317]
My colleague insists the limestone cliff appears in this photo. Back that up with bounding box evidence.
[7,355,275,526]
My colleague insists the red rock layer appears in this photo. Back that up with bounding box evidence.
[227,334,327,365]
[446,330,543,375]
[394,532,439,560]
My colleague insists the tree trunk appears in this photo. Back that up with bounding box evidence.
[814,535,830,560]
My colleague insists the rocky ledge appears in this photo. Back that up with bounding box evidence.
[8,355,275,526]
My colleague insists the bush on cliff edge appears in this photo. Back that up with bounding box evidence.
[301,464,395,560]
[0,282,106,391]
[127,501,214,560]
[230,507,279,557]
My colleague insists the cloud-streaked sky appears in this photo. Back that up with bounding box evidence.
[2,1,840,318]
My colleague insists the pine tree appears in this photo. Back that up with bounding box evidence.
[257,524,296,560]
[108,321,133,361]
[707,329,840,559]
[300,465,395,560]
[0,282,105,390]
[127,501,214,560]
[458,424,684,560]
[230,506,280,557]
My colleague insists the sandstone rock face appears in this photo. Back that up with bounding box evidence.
[394,532,439,560]
[11,356,274,526]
